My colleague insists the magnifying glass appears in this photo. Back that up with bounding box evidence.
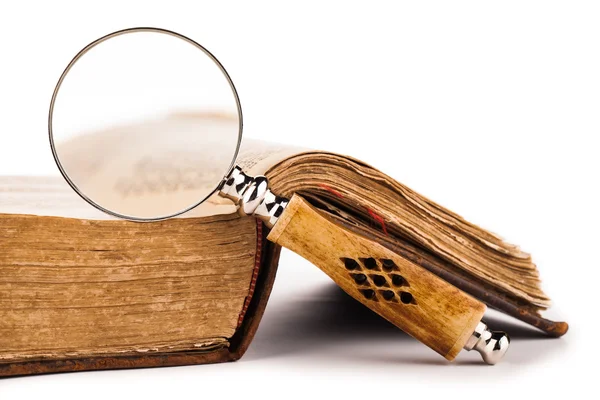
[48,27,509,364]
[49,27,242,221]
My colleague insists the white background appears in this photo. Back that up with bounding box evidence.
[1,1,599,398]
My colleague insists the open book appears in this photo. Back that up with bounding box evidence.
[0,113,567,376]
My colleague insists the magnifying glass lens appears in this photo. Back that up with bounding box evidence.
[49,29,242,220]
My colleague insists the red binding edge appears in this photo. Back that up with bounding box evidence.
[318,183,344,199]
[237,220,263,328]
[366,207,389,236]
[319,182,389,237]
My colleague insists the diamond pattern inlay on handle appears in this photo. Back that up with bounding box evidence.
[342,257,416,304]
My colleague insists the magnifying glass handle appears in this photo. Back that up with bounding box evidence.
[219,166,509,364]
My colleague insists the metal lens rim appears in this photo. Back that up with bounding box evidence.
[48,27,243,222]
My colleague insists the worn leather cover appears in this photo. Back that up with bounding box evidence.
[0,219,281,377]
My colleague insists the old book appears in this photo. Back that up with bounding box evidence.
[0,177,281,376]
[0,113,567,376]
